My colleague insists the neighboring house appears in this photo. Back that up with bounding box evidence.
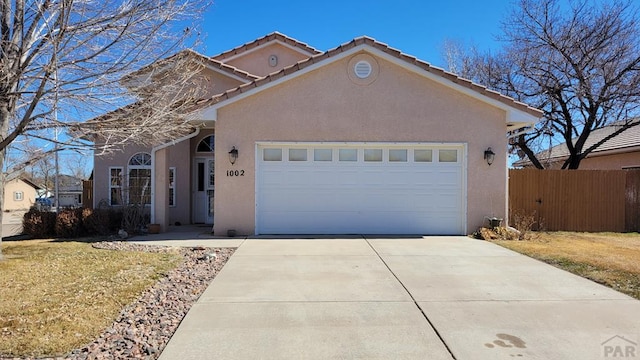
[2,175,41,237]
[93,32,542,235]
[3,175,41,211]
[513,121,640,169]
[54,174,84,207]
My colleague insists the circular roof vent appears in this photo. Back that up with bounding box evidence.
[354,60,372,79]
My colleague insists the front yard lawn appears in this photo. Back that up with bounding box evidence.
[492,232,640,300]
[0,239,182,358]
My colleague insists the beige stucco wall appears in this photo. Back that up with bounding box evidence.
[167,140,192,225]
[224,43,313,77]
[199,68,245,97]
[94,144,152,207]
[522,149,640,170]
[577,150,640,170]
[4,179,37,211]
[94,141,193,225]
[212,51,508,235]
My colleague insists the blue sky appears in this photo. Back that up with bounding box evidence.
[198,0,512,67]
[18,0,515,178]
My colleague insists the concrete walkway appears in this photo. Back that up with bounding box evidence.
[129,225,246,248]
[158,236,640,360]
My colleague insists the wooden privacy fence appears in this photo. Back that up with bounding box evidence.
[509,169,640,232]
[82,180,93,209]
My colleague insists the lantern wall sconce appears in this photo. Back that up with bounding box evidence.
[228,146,238,165]
[484,147,495,166]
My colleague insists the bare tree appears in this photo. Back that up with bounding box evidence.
[62,151,88,180]
[28,149,55,192]
[0,0,213,258]
[440,38,482,81]
[443,0,640,169]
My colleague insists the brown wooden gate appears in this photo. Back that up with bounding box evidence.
[82,180,93,209]
[509,169,640,232]
[626,170,640,232]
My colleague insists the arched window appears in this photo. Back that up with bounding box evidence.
[129,152,152,166]
[197,135,215,152]
[128,152,151,205]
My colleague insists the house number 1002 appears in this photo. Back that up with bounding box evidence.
[226,170,245,177]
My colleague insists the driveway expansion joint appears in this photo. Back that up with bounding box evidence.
[363,235,458,360]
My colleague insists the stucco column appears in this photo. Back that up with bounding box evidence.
[154,148,169,232]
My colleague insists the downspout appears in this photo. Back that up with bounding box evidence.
[507,126,532,139]
[150,128,201,224]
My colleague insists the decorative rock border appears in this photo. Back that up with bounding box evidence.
[2,242,234,360]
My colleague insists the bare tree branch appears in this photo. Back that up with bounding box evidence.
[0,0,214,256]
[443,0,640,169]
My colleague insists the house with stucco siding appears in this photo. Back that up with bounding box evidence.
[93,32,542,235]
[513,121,640,170]
[3,175,40,212]
[2,175,41,236]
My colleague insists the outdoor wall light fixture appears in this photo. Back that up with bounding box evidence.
[228,146,238,165]
[484,147,496,166]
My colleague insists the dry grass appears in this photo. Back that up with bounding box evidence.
[0,239,182,358]
[493,232,640,299]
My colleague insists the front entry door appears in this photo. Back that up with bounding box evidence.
[193,158,215,224]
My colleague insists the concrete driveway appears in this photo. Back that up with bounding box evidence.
[158,236,640,360]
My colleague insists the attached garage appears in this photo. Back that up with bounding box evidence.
[256,143,466,235]
[198,36,542,237]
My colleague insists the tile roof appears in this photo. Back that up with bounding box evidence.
[167,49,261,81]
[123,49,259,84]
[513,120,640,166]
[211,31,322,61]
[203,56,260,81]
[201,36,543,118]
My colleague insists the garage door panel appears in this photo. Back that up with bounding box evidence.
[256,144,465,235]
[260,211,366,234]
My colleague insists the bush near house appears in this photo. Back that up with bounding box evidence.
[55,208,85,238]
[82,208,123,236]
[22,208,57,238]
[23,208,124,239]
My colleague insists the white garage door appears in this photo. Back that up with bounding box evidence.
[256,143,466,235]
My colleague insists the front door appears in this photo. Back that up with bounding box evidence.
[193,158,215,224]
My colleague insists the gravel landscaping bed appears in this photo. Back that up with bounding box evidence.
[2,242,234,360]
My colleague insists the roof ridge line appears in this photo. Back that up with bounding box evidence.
[211,31,323,61]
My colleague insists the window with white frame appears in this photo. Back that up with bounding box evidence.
[109,167,123,205]
[197,135,215,152]
[13,191,23,201]
[169,167,176,207]
[128,153,152,205]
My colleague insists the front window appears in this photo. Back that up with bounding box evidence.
[129,152,151,166]
[169,167,176,207]
[128,153,151,205]
[14,191,23,201]
[128,168,151,205]
[197,135,215,152]
[109,167,123,205]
